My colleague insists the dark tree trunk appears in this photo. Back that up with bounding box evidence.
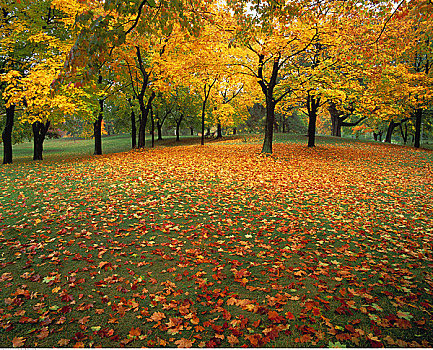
[2,104,15,164]
[94,99,104,155]
[399,122,408,145]
[137,92,156,149]
[414,108,422,148]
[373,132,378,141]
[150,107,155,148]
[216,122,222,138]
[329,102,343,137]
[307,94,320,147]
[129,98,137,149]
[233,127,237,135]
[200,81,217,146]
[261,96,276,154]
[386,118,409,144]
[385,121,397,143]
[32,120,50,160]
[175,115,184,142]
[157,120,163,140]
[201,99,206,146]
[331,114,342,137]
[328,102,365,137]
[190,127,194,136]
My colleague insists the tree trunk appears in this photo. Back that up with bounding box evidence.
[307,95,320,147]
[137,92,156,149]
[157,120,163,140]
[399,122,408,145]
[94,99,104,155]
[201,96,207,146]
[385,118,409,144]
[190,127,194,136]
[129,99,137,149]
[2,104,15,164]
[261,96,275,154]
[150,107,155,148]
[32,120,50,160]
[176,114,184,142]
[216,122,222,138]
[233,127,237,135]
[329,102,343,137]
[331,114,342,137]
[414,108,422,148]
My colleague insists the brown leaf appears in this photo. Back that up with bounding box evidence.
[58,339,70,346]
[36,327,49,340]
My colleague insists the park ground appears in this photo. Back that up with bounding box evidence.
[0,134,432,348]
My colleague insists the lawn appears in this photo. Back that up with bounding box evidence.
[0,135,432,348]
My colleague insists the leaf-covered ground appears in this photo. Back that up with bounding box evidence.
[1,137,432,348]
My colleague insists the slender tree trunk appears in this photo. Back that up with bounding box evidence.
[157,120,163,140]
[2,104,15,164]
[201,99,206,146]
[94,99,104,155]
[399,122,408,145]
[150,107,155,148]
[414,108,422,148]
[373,132,378,141]
[32,121,50,160]
[129,98,137,149]
[233,127,237,135]
[190,127,194,136]
[176,115,184,142]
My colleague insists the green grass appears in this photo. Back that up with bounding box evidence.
[0,133,432,348]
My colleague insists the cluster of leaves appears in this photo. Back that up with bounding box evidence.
[0,137,432,347]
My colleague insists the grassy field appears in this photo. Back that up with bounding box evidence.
[0,134,432,348]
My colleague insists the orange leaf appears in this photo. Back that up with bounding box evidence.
[227,334,239,345]
[149,311,166,322]
[12,337,25,347]
[175,338,194,348]
[129,327,141,337]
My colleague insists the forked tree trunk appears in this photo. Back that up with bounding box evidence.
[32,121,50,160]
[385,118,409,144]
[2,104,15,164]
[137,92,156,149]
